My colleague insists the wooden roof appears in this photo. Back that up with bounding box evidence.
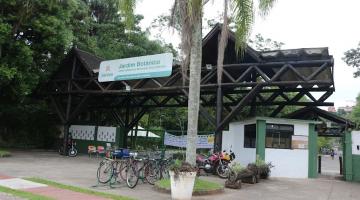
[44,24,336,137]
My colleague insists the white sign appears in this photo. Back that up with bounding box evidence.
[98,53,173,82]
[164,132,214,149]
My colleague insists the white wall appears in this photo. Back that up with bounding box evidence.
[265,148,308,178]
[264,120,309,178]
[223,118,311,178]
[222,122,256,166]
[352,131,360,155]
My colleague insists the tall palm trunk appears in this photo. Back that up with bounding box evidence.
[215,0,229,151]
[185,1,202,166]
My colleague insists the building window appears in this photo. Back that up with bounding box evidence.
[266,123,294,149]
[244,124,256,148]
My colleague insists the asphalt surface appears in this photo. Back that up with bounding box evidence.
[0,151,359,200]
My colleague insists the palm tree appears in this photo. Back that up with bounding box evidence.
[215,0,275,150]
[120,0,275,166]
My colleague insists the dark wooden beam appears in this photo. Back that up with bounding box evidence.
[216,84,263,132]
[49,95,66,124]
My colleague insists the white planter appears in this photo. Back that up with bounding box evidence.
[169,171,196,200]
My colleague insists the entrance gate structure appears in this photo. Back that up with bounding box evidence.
[287,106,356,179]
[42,24,335,152]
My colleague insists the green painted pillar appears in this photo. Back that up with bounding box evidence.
[308,123,318,178]
[344,130,353,181]
[256,120,266,160]
[116,127,124,148]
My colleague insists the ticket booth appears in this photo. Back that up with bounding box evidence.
[222,117,320,178]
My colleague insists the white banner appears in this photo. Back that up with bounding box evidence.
[164,132,214,149]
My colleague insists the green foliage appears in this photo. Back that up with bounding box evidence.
[0,149,10,157]
[172,152,186,160]
[72,1,174,60]
[0,185,53,200]
[169,159,183,171]
[232,0,254,54]
[230,162,246,173]
[249,33,285,51]
[0,99,60,148]
[255,154,266,166]
[169,159,196,173]
[0,0,175,148]
[350,93,360,128]
[343,42,360,78]
[0,0,77,102]
[317,137,332,151]
[26,177,133,200]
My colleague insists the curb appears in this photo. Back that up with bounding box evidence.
[153,184,225,196]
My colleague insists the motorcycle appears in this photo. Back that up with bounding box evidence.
[216,149,236,178]
[196,148,235,178]
[59,137,78,157]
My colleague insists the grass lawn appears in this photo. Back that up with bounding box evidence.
[155,178,223,192]
[26,177,134,200]
[0,150,11,157]
[0,185,54,200]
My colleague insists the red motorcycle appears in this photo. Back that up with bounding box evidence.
[196,149,235,178]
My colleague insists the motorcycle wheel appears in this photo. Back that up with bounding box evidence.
[203,167,213,174]
[216,164,230,178]
[68,148,78,157]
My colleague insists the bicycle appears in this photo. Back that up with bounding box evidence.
[96,152,137,185]
[126,156,157,188]
[153,157,173,180]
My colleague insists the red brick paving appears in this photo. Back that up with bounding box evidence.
[0,174,12,180]
[24,186,109,200]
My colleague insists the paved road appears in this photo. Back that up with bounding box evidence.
[0,151,359,200]
[321,155,341,175]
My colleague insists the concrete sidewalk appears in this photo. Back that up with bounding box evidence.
[1,151,360,200]
[0,174,108,200]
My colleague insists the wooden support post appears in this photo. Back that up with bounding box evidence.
[339,156,343,175]
[318,155,321,174]
[124,101,130,148]
[63,124,70,156]
[215,86,223,152]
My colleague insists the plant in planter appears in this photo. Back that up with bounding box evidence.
[255,155,274,179]
[247,163,260,183]
[169,159,197,200]
[225,162,244,189]
[0,150,11,158]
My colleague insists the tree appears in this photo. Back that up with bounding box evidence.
[121,0,276,165]
[343,42,360,78]
[249,33,284,51]
[350,93,360,127]
[0,0,174,148]
[0,0,77,103]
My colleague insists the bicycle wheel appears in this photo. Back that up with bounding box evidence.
[160,161,170,179]
[97,160,114,184]
[118,160,128,181]
[126,164,139,188]
[144,161,157,185]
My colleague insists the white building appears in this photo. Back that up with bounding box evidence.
[222,117,320,178]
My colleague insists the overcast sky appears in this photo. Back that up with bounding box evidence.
[135,0,360,108]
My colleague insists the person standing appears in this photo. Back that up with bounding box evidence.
[330,149,335,160]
